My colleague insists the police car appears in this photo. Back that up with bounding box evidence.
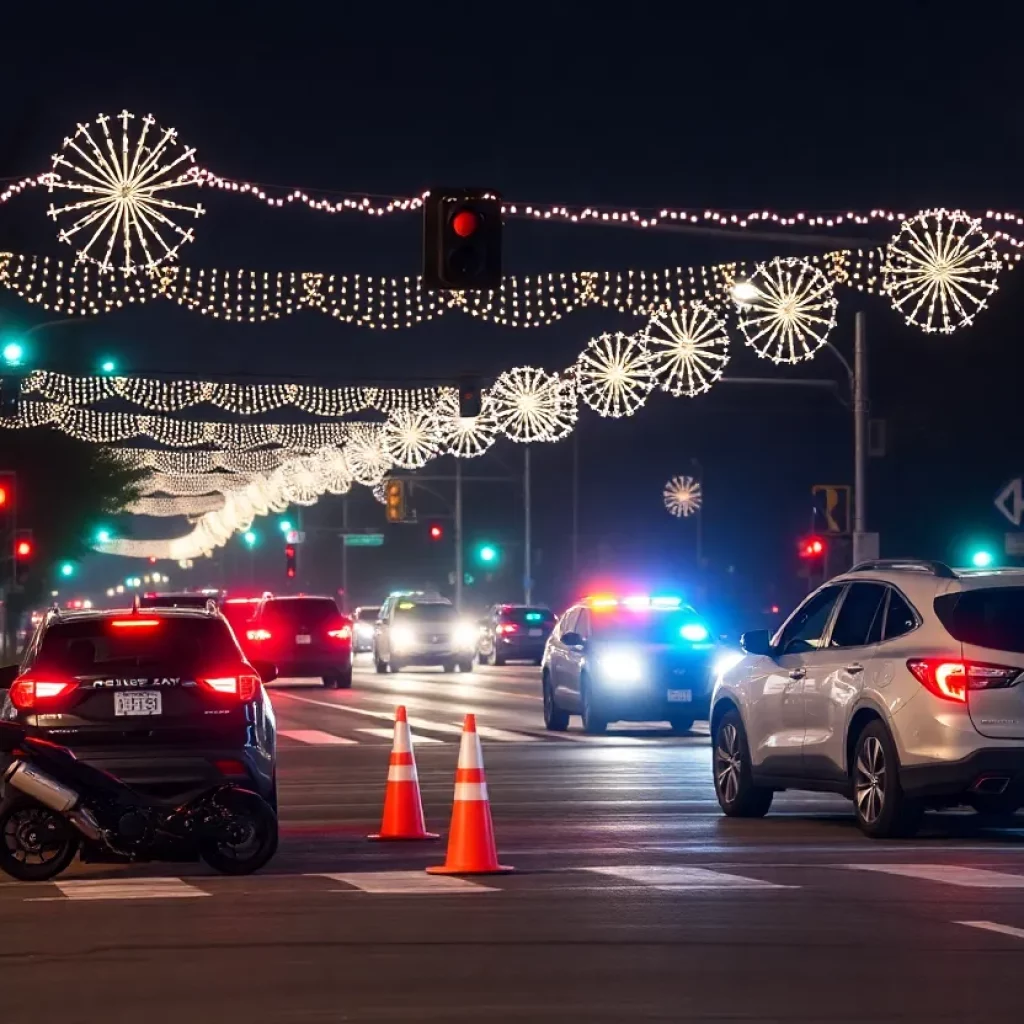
[541,594,717,734]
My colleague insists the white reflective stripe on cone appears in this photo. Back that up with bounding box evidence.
[453,782,488,802]
[457,731,484,770]
[393,722,412,754]
[387,764,418,783]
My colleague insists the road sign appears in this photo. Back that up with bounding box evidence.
[1006,533,1024,557]
[811,484,851,535]
[995,478,1023,527]
[343,534,384,547]
[285,530,306,544]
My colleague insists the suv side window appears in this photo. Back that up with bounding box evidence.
[883,590,916,640]
[575,609,592,640]
[829,583,888,649]
[558,607,580,638]
[778,586,844,655]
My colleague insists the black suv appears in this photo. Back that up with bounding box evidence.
[478,604,556,665]
[1,606,278,809]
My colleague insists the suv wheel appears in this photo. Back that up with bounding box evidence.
[324,668,352,690]
[374,653,388,674]
[852,720,922,839]
[580,676,607,734]
[713,710,773,818]
[543,673,569,732]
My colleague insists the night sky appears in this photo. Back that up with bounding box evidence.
[1,5,1022,627]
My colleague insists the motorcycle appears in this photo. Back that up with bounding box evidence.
[0,723,278,881]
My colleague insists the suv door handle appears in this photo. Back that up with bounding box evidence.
[846,663,864,674]
[788,668,806,680]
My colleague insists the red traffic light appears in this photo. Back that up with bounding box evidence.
[799,536,826,559]
[15,539,32,558]
[0,487,7,508]
[428,523,444,541]
[451,209,480,238]
[285,544,296,558]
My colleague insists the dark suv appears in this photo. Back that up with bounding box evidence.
[1,606,278,809]
[478,604,556,665]
[242,595,354,688]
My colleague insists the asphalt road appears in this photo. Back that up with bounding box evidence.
[3,659,1024,1022]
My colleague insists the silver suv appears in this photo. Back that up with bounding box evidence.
[710,560,1024,838]
[373,592,476,674]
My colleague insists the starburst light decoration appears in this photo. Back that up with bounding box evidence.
[574,331,654,417]
[381,407,441,469]
[432,392,499,458]
[644,303,730,397]
[734,257,838,364]
[663,475,703,518]
[344,425,393,485]
[488,366,577,443]
[882,208,1002,334]
[47,111,204,273]
[372,479,390,504]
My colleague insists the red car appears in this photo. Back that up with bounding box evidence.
[240,595,353,689]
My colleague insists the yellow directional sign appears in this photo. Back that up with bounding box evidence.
[812,484,851,535]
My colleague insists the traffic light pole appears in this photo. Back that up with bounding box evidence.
[341,495,349,612]
[454,459,464,612]
[852,311,869,563]
[524,446,532,605]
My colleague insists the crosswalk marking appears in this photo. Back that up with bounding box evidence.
[319,871,495,894]
[51,878,209,901]
[956,920,1024,941]
[846,864,1024,888]
[279,729,357,746]
[356,726,444,743]
[584,865,790,890]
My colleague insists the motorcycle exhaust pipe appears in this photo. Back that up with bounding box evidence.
[3,761,103,841]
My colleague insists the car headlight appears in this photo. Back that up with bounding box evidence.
[391,625,416,651]
[680,622,709,643]
[454,621,478,649]
[596,646,645,685]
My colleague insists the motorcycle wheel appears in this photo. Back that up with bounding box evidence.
[198,791,279,876]
[0,795,79,881]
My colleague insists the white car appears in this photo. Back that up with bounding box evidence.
[373,592,476,673]
[711,560,1024,837]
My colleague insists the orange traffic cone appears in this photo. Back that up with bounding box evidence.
[368,706,438,841]
[427,713,513,875]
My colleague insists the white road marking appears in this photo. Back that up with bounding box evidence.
[50,878,209,901]
[584,865,791,889]
[956,920,1024,941]
[319,871,495,894]
[279,729,357,746]
[846,864,1024,888]
[356,726,444,744]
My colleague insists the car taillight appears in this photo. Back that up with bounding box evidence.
[9,677,78,711]
[199,675,258,701]
[246,629,272,642]
[907,659,1022,704]
[327,626,352,641]
[496,623,519,635]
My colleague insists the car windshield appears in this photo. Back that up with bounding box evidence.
[35,617,240,674]
[396,603,456,623]
[499,607,555,626]
[591,608,709,644]
[262,599,344,628]
[357,608,379,622]
[935,588,1024,654]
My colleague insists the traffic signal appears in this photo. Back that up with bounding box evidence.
[0,471,14,510]
[278,518,293,534]
[2,341,24,367]
[971,549,995,568]
[423,188,502,290]
[384,479,405,523]
[428,522,444,542]
[798,535,827,559]
[59,561,75,578]
[99,358,117,375]
[457,375,482,418]
[285,543,297,579]
[476,542,499,565]
[13,528,33,587]
[243,530,257,548]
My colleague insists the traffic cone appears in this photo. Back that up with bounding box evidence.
[368,706,438,841]
[427,713,513,875]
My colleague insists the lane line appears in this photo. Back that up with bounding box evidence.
[279,729,358,746]
[356,726,444,744]
[845,864,1024,888]
[956,920,1024,941]
[318,871,495,894]
[584,865,792,890]
[48,878,209,901]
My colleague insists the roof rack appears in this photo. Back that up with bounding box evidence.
[849,559,957,579]
[205,598,220,615]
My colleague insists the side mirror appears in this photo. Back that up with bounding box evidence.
[561,631,585,649]
[251,660,278,684]
[740,629,774,657]
[0,664,18,690]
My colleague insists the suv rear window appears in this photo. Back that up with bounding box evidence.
[35,617,240,674]
[356,608,379,622]
[499,608,555,626]
[935,588,1024,654]
[140,594,212,609]
[262,598,344,627]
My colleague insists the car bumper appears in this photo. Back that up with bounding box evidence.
[393,647,474,665]
[273,654,352,678]
[493,639,546,660]
[901,748,1024,801]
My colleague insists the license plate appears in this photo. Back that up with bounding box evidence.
[528,629,543,637]
[296,634,312,645]
[667,689,692,703]
[114,692,162,716]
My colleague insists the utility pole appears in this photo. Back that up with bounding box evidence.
[340,494,349,612]
[852,311,870,563]
[454,459,464,611]
[524,446,532,605]
[571,429,579,580]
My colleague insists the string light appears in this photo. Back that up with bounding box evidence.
[127,494,227,517]
[733,257,838,364]
[882,208,1002,334]
[488,367,577,443]
[432,391,498,459]
[663,475,703,518]
[574,331,654,418]
[643,302,731,397]
[140,470,261,495]
[48,112,202,273]
[109,448,288,474]
[381,407,441,470]
[344,424,393,485]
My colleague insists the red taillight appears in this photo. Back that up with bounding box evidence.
[213,758,248,776]
[199,674,258,701]
[496,623,519,635]
[9,677,78,711]
[907,659,1022,704]
[327,626,352,641]
[246,628,272,642]
[110,618,161,629]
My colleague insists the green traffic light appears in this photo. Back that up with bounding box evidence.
[278,519,293,534]
[59,561,75,578]
[2,341,25,366]
[99,358,117,375]
[243,530,258,548]
[478,544,498,564]
[95,527,113,544]
[971,549,994,568]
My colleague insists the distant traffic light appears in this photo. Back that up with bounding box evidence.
[384,479,406,523]
[285,543,297,579]
[2,341,25,367]
[13,528,33,587]
[99,358,117,375]
[457,375,482,418]
[0,471,14,510]
[278,518,293,534]
[423,188,503,290]
[428,522,444,542]
[243,530,258,549]
[95,526,113,544]
[59,561,75,578]
[798,536,826,559]
[971,549,995,568]
[476,542,499,565]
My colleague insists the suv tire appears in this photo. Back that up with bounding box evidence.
[713,710,773,818]
[852,719,922,839]
[543,673,569,732]
[580,676,607,734]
